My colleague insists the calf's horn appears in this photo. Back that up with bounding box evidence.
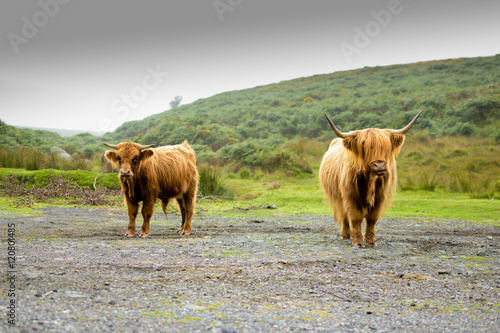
[102,142,118,149]
[390,110,423,134]
[324,113,358,138]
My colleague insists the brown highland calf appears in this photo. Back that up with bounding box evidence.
[319,110,423,248]
[103,141,198,238]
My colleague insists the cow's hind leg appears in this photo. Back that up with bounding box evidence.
[334,200,350,240]
[139,199,155,238]
[161,199,169,214]
[176,198,187,235]
[340,216,350,240]
[176,191,195,236]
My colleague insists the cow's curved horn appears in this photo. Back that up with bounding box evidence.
[324,113,357,138]
[102,142,119,149]
[390,110,424,135]
[140,144,155,150]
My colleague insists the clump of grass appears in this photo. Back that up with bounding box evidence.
[197,165,233,198]
[1,174,120,206]
[399,169,440,191]
[238,168,251,179]
[0,168,121,190]
[0,146,92,171]
[398,135,499,198]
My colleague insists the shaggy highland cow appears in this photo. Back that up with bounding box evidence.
[103,141,198,238]
[319,110,423,248]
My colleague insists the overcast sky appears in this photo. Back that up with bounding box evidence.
[1,0,499,133]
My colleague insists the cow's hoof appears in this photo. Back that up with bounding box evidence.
[352,242,365,248]
[124,233,135,237]
[177,228,191,236]
[139,234,149,238]
[365,241,377,247]
[340,235,350,240]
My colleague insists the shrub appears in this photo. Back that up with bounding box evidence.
[197,165,232,198]
[238,168,251,179]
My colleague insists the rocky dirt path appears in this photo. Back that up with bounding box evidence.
[1,206,499,332]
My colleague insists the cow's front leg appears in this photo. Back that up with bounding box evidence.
[125,201,139,237]
[365,217,378,247]
[347,211,364,248]
[139,199,155,238]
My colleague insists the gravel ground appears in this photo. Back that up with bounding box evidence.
[1,205,499,332]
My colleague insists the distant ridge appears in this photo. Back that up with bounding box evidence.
[15,126,105,137]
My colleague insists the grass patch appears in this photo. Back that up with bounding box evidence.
[198,169,500,224]
[388,190,500,224]
[0,168,121,189]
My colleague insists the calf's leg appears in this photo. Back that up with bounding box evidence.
[125,200,139,237]
[176,190,195,236]
[139,199,155,238]
[176,197,187,235]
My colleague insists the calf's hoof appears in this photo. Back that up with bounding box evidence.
[365,241,377,247]
[124,232,135,237]
[352,241,365,248]
[139,233,149,238]
[177,228,191,236]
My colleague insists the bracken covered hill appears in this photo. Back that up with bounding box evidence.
[102,55,499,169]
[1,55,499,170]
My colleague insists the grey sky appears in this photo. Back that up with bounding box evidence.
[1,0,499,132]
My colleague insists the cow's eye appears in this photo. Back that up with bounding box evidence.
[116,156,121,164]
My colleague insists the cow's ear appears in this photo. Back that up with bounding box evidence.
[391,134,405,149]
[342,137,358,153]
[104,151,117,163]
[140,149,154,161]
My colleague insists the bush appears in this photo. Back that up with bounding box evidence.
[0,146,92,171]
[197,165,232,198]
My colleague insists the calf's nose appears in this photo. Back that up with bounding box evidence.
[120,169,132,176]
[371,160,387,175]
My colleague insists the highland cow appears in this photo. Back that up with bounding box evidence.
[319,110,423,248]
[103,141,198,238]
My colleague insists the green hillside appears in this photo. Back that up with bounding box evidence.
[102,55,499,170]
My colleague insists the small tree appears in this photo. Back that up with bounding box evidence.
[169,96,182,109]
